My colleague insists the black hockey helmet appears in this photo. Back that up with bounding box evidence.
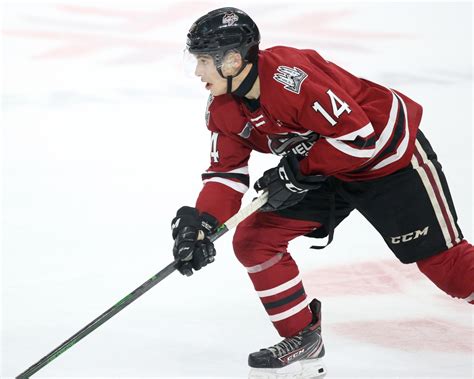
[186,7,260,70]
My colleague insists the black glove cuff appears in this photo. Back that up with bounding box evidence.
[254,168,279,192]
[200,212,219,235]
[281,154,326,191]
[171,207,219,239]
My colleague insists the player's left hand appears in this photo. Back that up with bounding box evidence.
[254,154,326,212]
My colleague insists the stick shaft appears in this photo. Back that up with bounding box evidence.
[16,192,267,378]
[16,261,177,378]
[209,192,268,242]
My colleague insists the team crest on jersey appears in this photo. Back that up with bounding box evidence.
[222,12,238,26]
[273,66,308,94]
[238,122,254,139]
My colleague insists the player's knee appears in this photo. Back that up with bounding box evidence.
[233,224,260,266]
[417,241,474,301]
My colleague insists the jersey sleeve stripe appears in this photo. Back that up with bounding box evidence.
[206,166,249,175]
[348,90,408,173]
[332,122,374,140]
[370,92,409,170]
[371,90,400,153]
[326,138,376,158]
[202,172,250,186]
[324,122,377,158]
[202,177,249,194]
[347,135,377,149]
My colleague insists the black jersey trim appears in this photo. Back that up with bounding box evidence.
[345,134,377,150]
[350,93,406,173]
[202,172,250,187]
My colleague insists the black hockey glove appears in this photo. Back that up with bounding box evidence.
[171,206,219,276]
[254,154,326,212]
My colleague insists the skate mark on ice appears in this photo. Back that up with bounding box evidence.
[330,318,472,353]
[303,259,422,296]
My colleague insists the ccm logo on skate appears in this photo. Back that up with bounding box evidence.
[390,226,429,244]
[279,348,305,364]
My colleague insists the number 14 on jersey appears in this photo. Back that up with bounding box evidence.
[312,89,352,126]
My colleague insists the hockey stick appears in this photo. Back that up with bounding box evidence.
[16,192,268,378]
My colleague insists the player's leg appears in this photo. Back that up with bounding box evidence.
[342,129,473,303]
[233,187,353,369]
[411,131,474,303]
[416,240,474,304]
[233,211,326,369]
[233,210,321,337]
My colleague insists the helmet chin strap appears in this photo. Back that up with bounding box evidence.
[232,61,258,98]
[226,75,233,94]
[217,62,249,94]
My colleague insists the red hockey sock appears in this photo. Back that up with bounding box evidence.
[233,211,321,337]
[416,240,474,304]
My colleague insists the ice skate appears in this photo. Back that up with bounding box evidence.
[248,358,326,379]
[248,299,325,373]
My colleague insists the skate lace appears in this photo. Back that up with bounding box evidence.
[268,334,303,358]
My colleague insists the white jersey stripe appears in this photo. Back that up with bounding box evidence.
[206,166,249,175]
[411,143,452,248]
[326,138,376,158]
[246,253,284,274]
[256,274,302,298]
[371,92,410,170]
[325,122,375,158]
[202,177,249,194]
[333,122,374,141]
[268,297,310,322]
[414,140,459,246]
[370,90,399,157]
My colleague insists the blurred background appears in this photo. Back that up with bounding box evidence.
[2,1,472,378]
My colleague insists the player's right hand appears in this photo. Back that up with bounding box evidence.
[254,154,326,212]
[171,206,219,276]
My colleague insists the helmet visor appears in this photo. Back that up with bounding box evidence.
[182,49,218,78]
[183,48,242,78]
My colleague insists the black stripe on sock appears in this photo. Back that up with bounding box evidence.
[263,287,306,310]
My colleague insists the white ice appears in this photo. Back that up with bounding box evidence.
[2,1,473,378]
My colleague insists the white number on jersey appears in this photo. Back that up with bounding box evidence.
[210,132,219,163]
[312,89,352,126]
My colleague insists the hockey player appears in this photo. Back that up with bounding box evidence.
[170,7,474,370]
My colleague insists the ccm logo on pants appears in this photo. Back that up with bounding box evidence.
[391,226,429,244]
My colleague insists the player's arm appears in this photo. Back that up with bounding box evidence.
[171,129,251,276]
[196,131,252,223]
[254,81,375,211]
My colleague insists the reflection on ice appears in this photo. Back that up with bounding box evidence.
[248,358,326,379]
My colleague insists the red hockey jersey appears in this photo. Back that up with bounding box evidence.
[196,46,423,223]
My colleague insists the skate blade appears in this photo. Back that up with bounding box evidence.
[248,358,326,379]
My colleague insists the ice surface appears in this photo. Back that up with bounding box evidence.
[2,1,473,378]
